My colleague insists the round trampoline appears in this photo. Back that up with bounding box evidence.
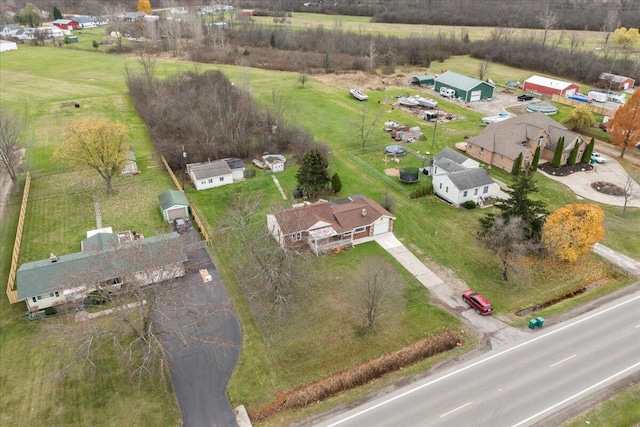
[385,145,406,155]
[399,167,420,183]
[526,102,558,115]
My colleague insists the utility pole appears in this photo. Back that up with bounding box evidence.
[181,145,186,191]
[431,109,439,150]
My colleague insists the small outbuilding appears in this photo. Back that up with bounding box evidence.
[411,75,435,86]
[262,154,286,173]
[52,19,79,30]
[0,40,18,52]
[523,75,580,96]
[223,158,246,181]
[159,190,190,222]
[434,71,495,102]
[597,72,635,91]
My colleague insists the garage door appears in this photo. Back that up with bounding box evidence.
[470,90,482,101]
[167,207,185,221]
[373,219,389,235]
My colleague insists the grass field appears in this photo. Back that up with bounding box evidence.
[561,382,640,427]
[1,39,638,426]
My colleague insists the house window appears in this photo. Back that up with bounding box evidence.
[480,148,484,154]
[219,177,224,181]
[208,178,213,183]
[483,186,489,194]
[49,291,59,298]
[463,190,468,197]
[32,297,37,303]
[538,136,543,146]
[291,232,302,242]
[354,227,366,233]
[439,183,442,189]
[474,188,478,196]
[445,186,449,193]
[434,167,438,174]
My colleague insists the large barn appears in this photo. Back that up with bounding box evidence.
[434,71,495,102]
[597,73,635,91]
[523,75,580,96]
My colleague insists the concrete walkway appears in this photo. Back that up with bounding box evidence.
[370,233,529,348]
[594,243,640,277]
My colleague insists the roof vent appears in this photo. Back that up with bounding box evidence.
[361,208,367,216]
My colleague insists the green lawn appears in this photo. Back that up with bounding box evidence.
[1,43,638,426]
[561,383,640,427]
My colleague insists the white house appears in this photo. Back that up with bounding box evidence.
[187,160,234,190]
[1,24,22,38]
[431,147,497,206]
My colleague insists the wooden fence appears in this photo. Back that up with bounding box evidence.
[6,172,31,304]
[159,155,210,245]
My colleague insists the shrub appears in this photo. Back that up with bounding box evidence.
[462,200,477,209]
[409,183,433,199]
[44,307,57,316]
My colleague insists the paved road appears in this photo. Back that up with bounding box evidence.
[160,228,242,427]
[313,289,640,427]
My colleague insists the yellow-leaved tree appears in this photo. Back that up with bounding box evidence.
[607,88,640,159]
[542,204,605,262]
[137,0,152,14]
[54,118,130,193]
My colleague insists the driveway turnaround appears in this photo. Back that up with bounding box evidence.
[160,228,242,427]
[538,157,640,207]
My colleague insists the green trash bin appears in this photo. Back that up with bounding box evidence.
[529,319,537,330]
[536,317,545,328]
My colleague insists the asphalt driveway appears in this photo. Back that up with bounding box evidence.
[159,228,242,427]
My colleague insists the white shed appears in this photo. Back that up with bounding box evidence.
[0,40,18,52]
[262,154,286,173]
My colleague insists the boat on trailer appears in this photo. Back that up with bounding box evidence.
[397,96,420,107]
[349,88,369,101]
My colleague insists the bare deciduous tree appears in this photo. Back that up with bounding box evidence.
[298,73,309,88]
[223,196,311,313]
[350,257,404,330]
[602,9,620,59]
[538,4,557,48]
[479,217,537,281]
[367,39,377,72]
[352,101,382,151]
[477,59,491,81]
[622,173,637,215]
[0,110,22,184]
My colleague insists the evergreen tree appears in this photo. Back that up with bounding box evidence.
[480,171,548,242]
[511,153,522,175]
[551,136,564,168]
[567,142,579,166]
[581,138,595,164]
[296,148,330,199]
[270,33,276,48]
[531,146,541,172]
[331,172,342,193]
[53,6,63,20]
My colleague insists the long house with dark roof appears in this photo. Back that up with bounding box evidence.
[16,232,187,314]
[267,195,395,254]
[465,112,587,173]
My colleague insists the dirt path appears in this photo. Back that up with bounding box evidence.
[0,148,25,229]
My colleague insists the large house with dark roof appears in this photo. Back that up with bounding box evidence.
[16,232,187,314]
[267,195,395,254]
[431,147,497,206]
[465,112,587,173]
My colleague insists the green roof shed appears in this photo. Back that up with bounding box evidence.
[159,190,190,222]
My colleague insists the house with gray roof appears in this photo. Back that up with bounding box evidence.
[465,112,586,173]
[431,148,497,206]
[187,160,234,190]
[16,232,187,314]
[434,71,495,102]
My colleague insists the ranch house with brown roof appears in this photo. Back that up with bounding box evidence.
[465,112,587,172]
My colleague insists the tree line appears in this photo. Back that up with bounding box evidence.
[242,0,639,31]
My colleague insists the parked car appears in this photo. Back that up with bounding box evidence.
[591,153,606,164]
[517,94,534,101]
[173,218,187,233]
[462,290,493,315]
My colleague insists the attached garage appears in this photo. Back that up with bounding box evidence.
[411,75,435,86]
[434,71,495,102]
[159,190,190,222]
